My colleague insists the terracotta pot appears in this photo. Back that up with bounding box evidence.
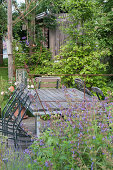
[9,86,15,92]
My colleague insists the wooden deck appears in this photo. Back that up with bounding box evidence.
[20,88,92,137]
[23,88,92,114]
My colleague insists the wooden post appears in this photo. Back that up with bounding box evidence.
[7,0,13,80]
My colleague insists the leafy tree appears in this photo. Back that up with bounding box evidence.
[96,0,113,74]
[53,0,108,89]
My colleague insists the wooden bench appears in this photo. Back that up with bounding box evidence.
[35,77,61,89]
[0,87,32,147]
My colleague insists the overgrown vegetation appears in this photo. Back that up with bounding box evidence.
[1,98,113,169]
[52,0,111,90]
[26,99,113,169]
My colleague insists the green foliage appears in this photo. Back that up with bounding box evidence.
[29,48,53,75]
[0,74,16,111]
[62,0,97,45]
[13,38,53,74]
[0,3,7,36]
[40,114,50,121]
[24,100,113,169]
[3,58,8,67]
[0,77,10,110]
[51,0,111,90]
[0,68,8,80]
[0,135,8,167]
[36,0,64,14]
[96,0,113,74]
[53,42,108,88]
[13,39,29,66]
[12,0,64,49]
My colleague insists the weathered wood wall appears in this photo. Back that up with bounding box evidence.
[49,13,68,58]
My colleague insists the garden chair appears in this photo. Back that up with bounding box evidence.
[0,88,23,133]
[35,77,61,89]
[0,86,32,147]
[3,94,31,147]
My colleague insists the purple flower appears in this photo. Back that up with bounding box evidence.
[45,161,49,167]
[92,136,96,140]
[34,160,37,163]
[24,149,31,155]
[91,162,94,170]
[25,40,29,46]
[22,36,26,40]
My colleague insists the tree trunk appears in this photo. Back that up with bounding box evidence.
[7,0,13,80]
[0,36,3,65]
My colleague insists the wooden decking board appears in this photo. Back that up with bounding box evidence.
[47,88,70,100]
[39,89,69,108]
[42,89,67,101]
[43,89,68,108]
[66,89,83,101]
[53,88,81,102]
[37,90,60,109]
[39,89,64,99]
[22,88,92,113]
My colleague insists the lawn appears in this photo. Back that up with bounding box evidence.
[0,60,8,111]
[0,67,8,80]
[0,58,8,80]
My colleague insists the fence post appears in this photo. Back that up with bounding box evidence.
[16,69,27,87]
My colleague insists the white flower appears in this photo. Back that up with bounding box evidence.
[27,79,30,82]
[31,85,34,88]
[15,46,19,51]
[14,82,17,86]
[1,91,4,95]
[54,60,59,63]
[8,87,10,91]
[27,85,30,89]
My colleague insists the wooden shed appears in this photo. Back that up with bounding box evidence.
[36,13,68,57]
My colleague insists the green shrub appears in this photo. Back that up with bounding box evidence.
[0,77,15,112]
[53,43,108,89]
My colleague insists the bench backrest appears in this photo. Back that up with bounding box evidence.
[35,77,61,89]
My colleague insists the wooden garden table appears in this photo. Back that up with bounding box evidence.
[22,88,92,137]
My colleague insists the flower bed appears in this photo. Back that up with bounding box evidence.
[0,97,113,169]
[23,98,113,169]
